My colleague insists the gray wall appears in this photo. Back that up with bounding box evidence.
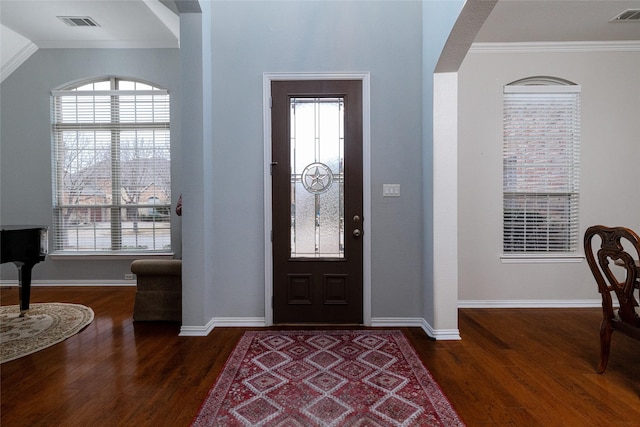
[0,48,180,281]
[458,48,640,304]
[205,0,427,319]
[1,1,467,329]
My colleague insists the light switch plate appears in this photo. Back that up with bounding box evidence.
[383,184,400,197]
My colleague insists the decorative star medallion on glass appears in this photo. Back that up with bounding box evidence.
[301,162,334,194]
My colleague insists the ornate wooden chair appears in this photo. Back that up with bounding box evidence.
[584,225,640,373]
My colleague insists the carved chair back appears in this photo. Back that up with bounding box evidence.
[584,225,640,373]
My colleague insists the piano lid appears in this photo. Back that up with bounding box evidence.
[1,226,49,258]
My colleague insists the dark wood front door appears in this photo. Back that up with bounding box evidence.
[271,80,363,324]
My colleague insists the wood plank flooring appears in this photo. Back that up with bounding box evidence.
[1,286,639,426]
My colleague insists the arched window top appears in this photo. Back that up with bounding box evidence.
[507,76,577,87]
[55,76,167,92]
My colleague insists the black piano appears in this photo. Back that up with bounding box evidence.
[1,226,48,314]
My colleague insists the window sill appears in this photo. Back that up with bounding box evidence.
[48,252,174,261]
[500,254,584,264]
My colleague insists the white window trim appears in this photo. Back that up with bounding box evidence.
[51,77,172,255]
[502,79,581,260]
[500,254,584,263]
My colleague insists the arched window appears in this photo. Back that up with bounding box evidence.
[502,76,581,255]
[51,77,171,253]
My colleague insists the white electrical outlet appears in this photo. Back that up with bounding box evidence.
[124,273,134,280]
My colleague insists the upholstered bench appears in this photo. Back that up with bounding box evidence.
[131,259,182,322]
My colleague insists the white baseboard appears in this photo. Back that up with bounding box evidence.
[213,317,267,327]
[179,317,217,336]
[370,317,425,328]
[179,317,266,336]
[420,318,462,341]
[178,316,463,340]
[2,281,599,337]
[370,317,461,341]
[458,299,602,308]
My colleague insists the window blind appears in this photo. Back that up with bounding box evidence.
[503,84,581,254]
[51,78,171,253]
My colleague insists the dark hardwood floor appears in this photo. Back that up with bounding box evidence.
[1,286,639,426]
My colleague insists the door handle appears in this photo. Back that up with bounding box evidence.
[353,229,362,237]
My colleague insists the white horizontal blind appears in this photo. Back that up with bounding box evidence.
[503,84,581,254]
[51,78,171,253]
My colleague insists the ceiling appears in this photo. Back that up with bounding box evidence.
[0,0,179,49]
[475,0,640,43]
[1,0,639,75]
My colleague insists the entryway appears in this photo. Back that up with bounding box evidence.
[266,75,370,324]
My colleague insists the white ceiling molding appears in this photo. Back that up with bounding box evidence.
[1,41,38,83]
[143,0,180,40]
[34,40,179,49]
[469,40,640,54]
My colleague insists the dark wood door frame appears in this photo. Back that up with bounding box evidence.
[263,72,371,326]
[272,79,362,324]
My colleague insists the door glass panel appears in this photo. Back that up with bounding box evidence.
[290,97,344,258]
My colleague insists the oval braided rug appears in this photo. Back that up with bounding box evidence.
[0,303,94,364]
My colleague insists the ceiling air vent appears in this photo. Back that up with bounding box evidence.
[58,16,100,27]
[610,9,640,22]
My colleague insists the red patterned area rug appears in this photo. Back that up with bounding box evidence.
[192,330,464,426]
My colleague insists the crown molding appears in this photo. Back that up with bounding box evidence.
[469,40,640,54]
[1,41,38,83]
[35,40,179,49]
